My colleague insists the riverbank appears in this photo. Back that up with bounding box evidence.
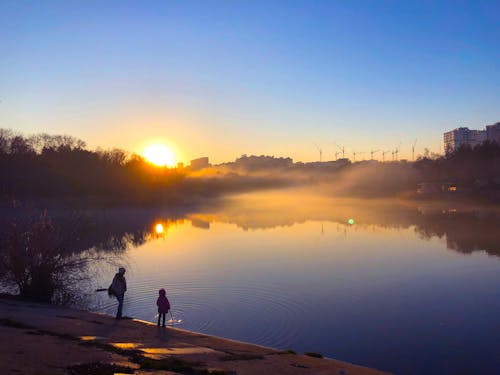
[0,297,390,375]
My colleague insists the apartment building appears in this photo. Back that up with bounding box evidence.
[444,122,499,155]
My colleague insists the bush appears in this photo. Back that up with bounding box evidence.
[0,212,101,304]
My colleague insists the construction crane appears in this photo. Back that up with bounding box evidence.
[370,149,380,160]
[314,143,323,162]
[334,151,341,160]
[381,150,390,162]
[394,142,402,161]
[412,138,418,161]
[335,143,345,159]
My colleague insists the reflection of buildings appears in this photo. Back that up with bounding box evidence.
[190,157,210,170]
[444,122,500,155]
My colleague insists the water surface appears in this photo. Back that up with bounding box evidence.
[92,193,500,374]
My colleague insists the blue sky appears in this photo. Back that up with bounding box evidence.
[0,0,498,163]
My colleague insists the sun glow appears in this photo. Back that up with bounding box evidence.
[143,144,176,167]
[155,223,164,234]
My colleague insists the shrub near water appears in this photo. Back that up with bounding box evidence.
[0,212,103,304]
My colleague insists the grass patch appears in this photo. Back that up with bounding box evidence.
[0,318,36,330]
[26,330,44,335]
[304,352,323,358]
[290,363,309,369]
[0,319,82,344]
[267,349,297,355]
[220,353,264,361]
[135,356,232,374]
[35,329,80,341]
[66,362,135,375]
[78,342,218,375]
[79,341,139,357]
[56,314,79,320]
[136,357,196,372]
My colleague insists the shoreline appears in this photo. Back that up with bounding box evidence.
[0,297,391,375]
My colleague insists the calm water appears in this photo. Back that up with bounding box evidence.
[92,193,500,374]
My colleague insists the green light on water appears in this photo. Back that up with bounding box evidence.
[348,219,355,225]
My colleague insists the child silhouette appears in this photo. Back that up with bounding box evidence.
[156,288,171,327]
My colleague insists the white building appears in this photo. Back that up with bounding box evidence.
[444,126,489,155]
[486,122,500,144]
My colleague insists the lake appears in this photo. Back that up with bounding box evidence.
[91,192,500,374]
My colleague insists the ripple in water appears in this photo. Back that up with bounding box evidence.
[94,278,310,349]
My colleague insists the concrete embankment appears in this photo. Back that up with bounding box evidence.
[0,298,391,375]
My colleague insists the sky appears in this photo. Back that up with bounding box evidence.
[0,0,499,163]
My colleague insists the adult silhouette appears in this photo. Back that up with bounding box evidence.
[110,267,127,318]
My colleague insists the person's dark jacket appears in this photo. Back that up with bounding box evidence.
[111,273,127,296]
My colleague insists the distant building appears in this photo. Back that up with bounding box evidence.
[233,155,293,171]
[443,126,488,155]
[486,122,500,144]
[336,158,350,166]
[177,162,184,169]
[190,157,210,170]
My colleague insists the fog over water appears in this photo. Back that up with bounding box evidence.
[83,191,500,375]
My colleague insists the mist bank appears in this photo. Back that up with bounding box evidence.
[209,144,500,199]
[1,129,500,203]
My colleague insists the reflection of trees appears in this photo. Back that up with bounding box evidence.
[413,214,500,256]
[103,203,500,257]
[0,201,263,304]
[1,198,497,304]
[88,201,500,257]
[0,205,199,303]
[189,196,500,257]
[0,212,120,304]
[191,198,420,231]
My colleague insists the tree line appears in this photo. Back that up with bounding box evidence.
[1,128,499,202]
[413,141,500,189]
[0,129,186,203]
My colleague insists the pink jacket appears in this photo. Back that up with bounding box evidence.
[156,289,171,313]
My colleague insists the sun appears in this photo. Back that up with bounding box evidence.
[143,144,176,167]
[155,223,164,234]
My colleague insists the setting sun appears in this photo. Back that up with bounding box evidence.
[155,223,164,234]
[143,145,176,167]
